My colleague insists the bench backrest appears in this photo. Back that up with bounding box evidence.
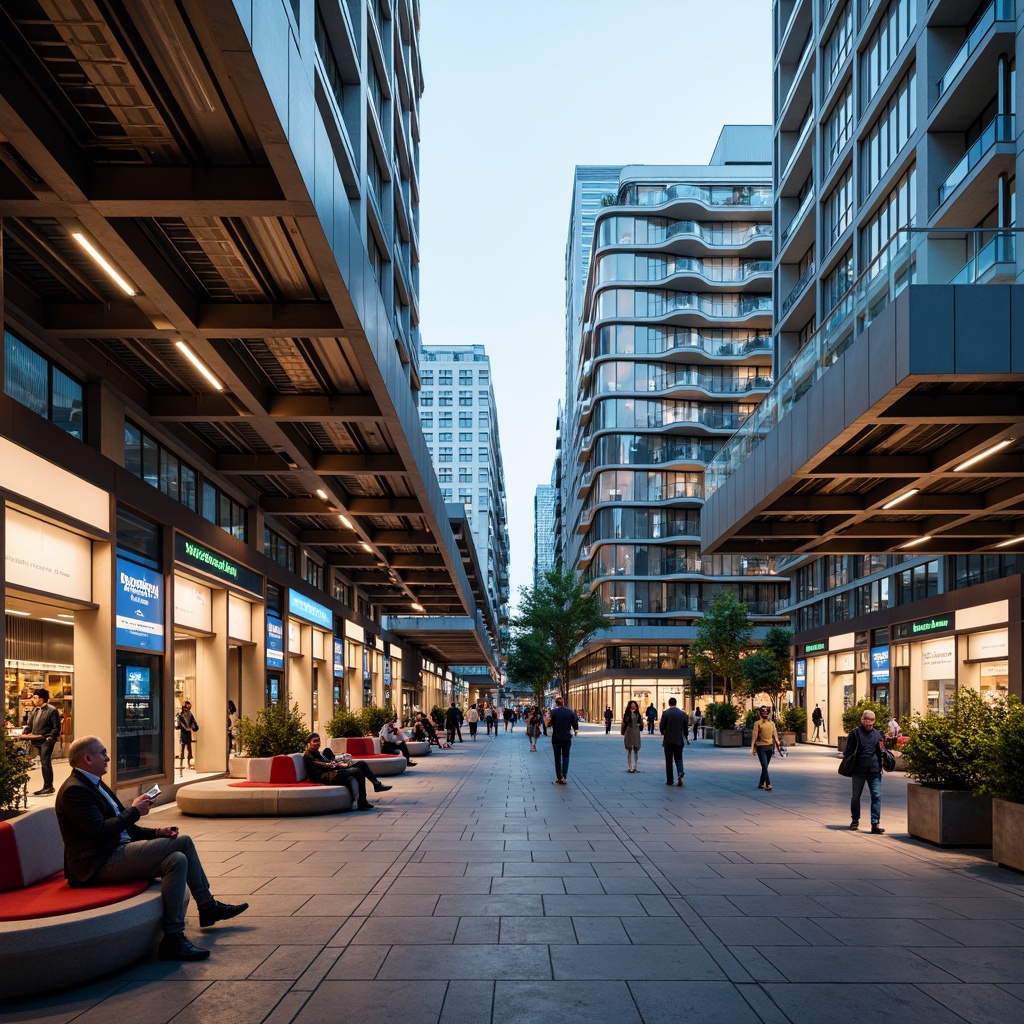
[246,753,307,783]
[0,806,63,892]
[343,737,378,757]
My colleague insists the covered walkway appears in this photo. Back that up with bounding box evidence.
[5,726,1024,1023]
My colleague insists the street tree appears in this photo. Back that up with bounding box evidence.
[691,591,753,702]
[511,565,608,703]
[505,628,554,706]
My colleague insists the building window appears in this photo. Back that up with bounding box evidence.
[305,558,324,590]
[420,412,433,427]
[478,447,488,461]
[438,447,452,463]
[479,432,488,443]
[861,68,916,199]
[421,370,434,385]
[459,370,473,384]
[439,412,453,427]
[125,421,216,520]
[479,370,489,383]
[822,249,854,315]
[438,370,453,385]
[822,1,853,97]
[478,409,489,425]
[478,390,488,402]
[459,469,473,482]
[823,79,853,174]
[420,394,433,407]
[439,431,452,442]
[4,329,85,438]
[860,0,916,112]
[823,163,854,250]
[459,431,472,442]
[860,165,916,274]
[264,527,297,573]
[459,413,473,428]
[459,447,472,462]
[459,390,473,406]
[438,468,452,482]
[438,390,452,406]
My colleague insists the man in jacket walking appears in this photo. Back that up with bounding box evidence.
[23,688,61,794]
[846,709,886,834]
[545,697,579,784]
[659,697,688,786]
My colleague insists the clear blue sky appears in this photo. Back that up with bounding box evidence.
[418,0,773,602]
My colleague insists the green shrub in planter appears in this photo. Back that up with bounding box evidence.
[325,709,364,739]
[430,705,448,730]
[359,705,395,737]
[979,695,1024,802]
[780,705,807,735]
[707,701,740,730]
[900,689,998,790]
[235,701,308,758]
[0,737,32,813]
[841,699,892,734]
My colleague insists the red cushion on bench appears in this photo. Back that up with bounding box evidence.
[0,873,152,921]
[0,820,21,891]
[227,781,323,788]
[345,738,375,757]
[268,755,299,783]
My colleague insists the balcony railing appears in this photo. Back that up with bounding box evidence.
[938,114,1014,204]
[781,262,815,316]
[622,183,772,209]
[935,0,1014,103]
[706,227,1024,499]
[780,188,814,245]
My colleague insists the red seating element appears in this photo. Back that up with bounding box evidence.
[228,782,321,788]
[268,755,300,783]
[0,873,151,921]
[344,738,375,757]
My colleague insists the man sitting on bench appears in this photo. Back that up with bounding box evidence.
[302,733,391,810]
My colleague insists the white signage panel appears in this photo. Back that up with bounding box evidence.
[920,638,955,679]
[228,595,252,641]
[5,508,92,602]
[174,576,213,632]
[968,630,1008,660]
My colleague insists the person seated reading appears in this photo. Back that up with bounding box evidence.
[302,733,391,810]
[379,716,417,764]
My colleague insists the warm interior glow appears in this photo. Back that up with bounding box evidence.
[174,340,223,391]
[995,535,1024,548]
[316,489,328,501]
[899,535,932,549]
[411,602,424,612]
[40,617,74,626]
[338,515,354,530]
[360,542,373,553]
[71,231,136,295]
[5,609,31,616]
[953,438,1013,472]
[881,488,919,510]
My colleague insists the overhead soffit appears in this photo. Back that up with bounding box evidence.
[0,0,484,646]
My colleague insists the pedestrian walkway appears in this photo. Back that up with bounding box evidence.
[5,725,1024,1023]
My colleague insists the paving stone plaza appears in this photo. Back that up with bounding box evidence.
[7,726,1024,1024]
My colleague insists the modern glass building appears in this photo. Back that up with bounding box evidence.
[702,0,1024,735]
[533,483,557,587]
[562,128,790,721]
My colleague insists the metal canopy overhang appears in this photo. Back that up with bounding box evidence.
[702,286,1024,556]
[0,1,479,630]
[385,615,496,670]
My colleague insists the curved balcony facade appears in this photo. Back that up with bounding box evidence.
[564,143,787,717]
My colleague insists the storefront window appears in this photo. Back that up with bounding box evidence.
[116,651,162,781]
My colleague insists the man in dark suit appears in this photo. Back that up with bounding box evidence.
[55,735,248,961]
[659,697,689,786]
[545,696,579,785]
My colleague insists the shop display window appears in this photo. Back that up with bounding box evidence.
[116,651,162,781]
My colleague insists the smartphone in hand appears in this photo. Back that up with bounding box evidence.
[146,784,161,799]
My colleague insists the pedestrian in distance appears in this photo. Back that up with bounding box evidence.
[23,688,61,795]
[603,706,613,734]
[176,700,199,770]
[466,703,480,740]
[750,705,782,791]
[484,704,495,736]
[811,704,825,742]
[691,706,704,742]
[846,710,887,834]
[645,702,657,735]
[526,705,541,751]
[621,700,643,772]
[545,696,579,784]
[227,700,238,757]
[445,701,464,744]
[659,697,688,786]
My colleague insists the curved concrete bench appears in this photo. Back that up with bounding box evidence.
[405,740,431,757]
[177,754,354,817]
[0,807,162,999]
[330,737,409,776]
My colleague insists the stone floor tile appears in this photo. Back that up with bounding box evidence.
[492,980,641,1024]
[702,916,810,947]
[542,893,646,916]
[620,916,699,945]
[454,915,500,943]
[439,979,493,1024]
[759,946,953,983]
[377,943,550,979]
[351,916,459,944]
[499,916,577,943]
[571,916,630,943]
[629,981,766,1024]
[57,981,212,1024]
[910,945,1024,983]
[765,983,968,1023]
[550,942,724,980]
[158,980,292,1024]
[292,980,446,1024]
[916,983,1024,1023]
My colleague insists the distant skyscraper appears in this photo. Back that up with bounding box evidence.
[419,345,510,629]
[560,128,788,720]
[533,483,556,586]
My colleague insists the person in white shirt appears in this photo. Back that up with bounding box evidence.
[465,703,480,740]
[379,717,416,765]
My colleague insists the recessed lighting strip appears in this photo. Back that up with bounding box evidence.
[953,439,1013,472]
[994,535,1024,548]
[175,341,223,391]
[881,488,919,510]
[899,535,932,549]
[71,232,137,296]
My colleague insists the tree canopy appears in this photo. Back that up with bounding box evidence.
[505,628,555,705]
[690,591,754,701]
[510,565,608,702]
[739,624,794,711]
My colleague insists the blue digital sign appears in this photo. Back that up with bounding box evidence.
[126,666,151,697]
[115,558,165,652]
[871,646,890,684]
[795,659,806,688]
[333,636,344,676]
[266,614,284,668]
[287,590,332,630]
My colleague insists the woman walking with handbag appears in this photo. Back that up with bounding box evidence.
[750,705,782,791]
[621,700,644,772]
[176,700,199,770]
[526,706,541,751]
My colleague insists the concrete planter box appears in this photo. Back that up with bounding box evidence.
[714,728,742,747]
[992,798,1024,872]
[906,783,992,847]
[781,731,797,747]
[837,735,847,754]
[228,755,249,778]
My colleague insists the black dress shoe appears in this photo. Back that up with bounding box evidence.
[198,900,249,928]
[406,760,417,766]
[158,932,210,961]
[356,801,374,810]
[33,787,56,795]
[373,783,392,792]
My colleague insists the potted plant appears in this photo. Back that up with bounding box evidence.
[979,695,1024,871]
[838,699,891,753]
[233,701,308,776]
[708,701,741,746]
[359,704,395,737]
[779,705,807,746]
[742,708,759,746]
[900,689,995,847]
[0,737,32,818]
[326,709,364,740]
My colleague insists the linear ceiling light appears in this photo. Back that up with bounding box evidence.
[338,515,354,530]
[40,616,74,626]
[71,232,136,295]
[995,535,1024,548]
[881,488,919,510]
[5,608,31,616]
[360,542,373,553]
[953,438,1013,472]
[315,489,329,501]
[411,602,424,612]
[899,535,932,549]
[174,341,223,391]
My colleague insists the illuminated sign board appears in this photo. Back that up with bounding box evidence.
[175,535,263,594]
[115,558,165,652]
[804,642,826,654]
[287,590,333,630]
[795,659,806,688]
[333,636,344,676]
[266,614,284,668]
[911,617,951,636]
[870,646,890,684]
